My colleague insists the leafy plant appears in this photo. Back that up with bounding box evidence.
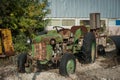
[0,0,50,53]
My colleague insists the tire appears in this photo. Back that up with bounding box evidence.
[59,53,76,76]
[81,32,96,63]
[17,53,27,73]
[97,45,106,56]
[36,60,42,72]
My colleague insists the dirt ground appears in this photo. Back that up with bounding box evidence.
[0,46,120,80]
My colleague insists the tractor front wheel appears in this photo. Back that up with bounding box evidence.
[17,53,27,73]
[59,53,76,76]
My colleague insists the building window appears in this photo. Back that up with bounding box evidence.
[48,19,61,26]
[62,19,75,26]
[116,20,120,26]
[108,19,115,26]
[80,20,106,27]
[108,19,120,27]
[80,20,90,27]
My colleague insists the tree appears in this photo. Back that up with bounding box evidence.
[0,0,49,53]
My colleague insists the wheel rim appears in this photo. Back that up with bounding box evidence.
[66,59,75,74]
[91,42,96,62]
[25,60,32,73]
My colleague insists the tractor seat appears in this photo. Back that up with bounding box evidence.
[58,29,71,39]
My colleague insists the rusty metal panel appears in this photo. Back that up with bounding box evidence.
[34,42,46,60]
[59,29,71,39]
[1,29,14,56]
[0,29,3,54]
[0,35,2,54]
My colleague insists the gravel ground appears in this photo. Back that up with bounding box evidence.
[0,47,120,80]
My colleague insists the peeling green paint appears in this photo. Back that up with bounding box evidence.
[46,45,53,61]
[74,29,82,43]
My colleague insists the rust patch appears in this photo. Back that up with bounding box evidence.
[71,26,88,35]
[58,29,71,39]
[34,42,46,61]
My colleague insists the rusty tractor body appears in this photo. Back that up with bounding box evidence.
[17,25,97,76]
[18,13,108,76]
[32,26,86,63]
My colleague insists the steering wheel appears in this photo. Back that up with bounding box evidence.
[53,26,65,32]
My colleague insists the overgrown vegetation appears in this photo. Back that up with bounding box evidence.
[0,0,49,53]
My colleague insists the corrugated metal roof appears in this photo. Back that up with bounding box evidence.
[47,0,120,18]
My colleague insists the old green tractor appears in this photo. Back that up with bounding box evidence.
[17,25,96,76]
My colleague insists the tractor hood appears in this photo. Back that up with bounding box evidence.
[32,30,63,44]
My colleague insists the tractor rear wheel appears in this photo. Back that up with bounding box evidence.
[81,32,96,63]
[59,53,76,76]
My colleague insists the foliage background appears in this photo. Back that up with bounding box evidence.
[0,0,49,53]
